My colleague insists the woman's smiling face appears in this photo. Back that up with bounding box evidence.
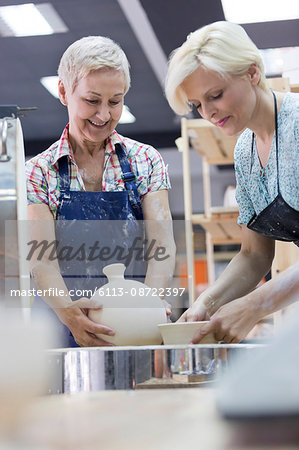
[59,68,125,146]
[181,65,259,136]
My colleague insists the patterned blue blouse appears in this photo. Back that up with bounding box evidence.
[235,92,299,226]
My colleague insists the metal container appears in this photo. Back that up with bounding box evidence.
[46,343,264,394]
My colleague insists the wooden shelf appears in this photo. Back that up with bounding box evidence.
[192,211,239,223]
[209,206,239,214]
[268,77,291,92]
[192,212,242,244]
[187,119,238,164]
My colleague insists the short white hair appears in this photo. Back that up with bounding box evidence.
[165,21,267,115]
[58,36,131,93]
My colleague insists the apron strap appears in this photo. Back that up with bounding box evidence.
[273,91,280,193]
[58,155,71,191]
[115,143,144,220]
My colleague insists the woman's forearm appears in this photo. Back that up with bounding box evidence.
[248,260,299,318]
[31,261,72,308]
[142,190,176,295]
[28,204,72,308]
[199,249,273,314]
[144,240,176,294]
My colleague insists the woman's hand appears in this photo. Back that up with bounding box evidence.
[177,298,210,323]
[190,296,262,344]
[55,297,115,347]
[162,299,172,318]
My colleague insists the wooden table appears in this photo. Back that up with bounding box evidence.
[7,388,299,449]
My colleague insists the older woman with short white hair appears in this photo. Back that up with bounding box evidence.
[165,21,299,343]
[26,36,175,347]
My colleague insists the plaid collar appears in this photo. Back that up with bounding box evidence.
[106,129,127,155]
[51,125,127,165]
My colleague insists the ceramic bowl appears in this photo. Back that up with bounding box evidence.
[158,321,217,345]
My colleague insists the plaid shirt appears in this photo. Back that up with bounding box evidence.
[26,125,171,218]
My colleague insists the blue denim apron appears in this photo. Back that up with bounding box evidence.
[247,92,299,247]
[33,143,146,347]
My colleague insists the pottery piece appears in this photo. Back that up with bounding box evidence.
[158,322,218,345]
[88,263,167,346]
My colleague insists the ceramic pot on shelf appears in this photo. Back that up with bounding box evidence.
[88,263,167,346]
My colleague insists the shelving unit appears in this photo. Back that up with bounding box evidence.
[176,119,241,304]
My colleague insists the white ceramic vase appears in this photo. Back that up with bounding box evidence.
[88,263,167,346]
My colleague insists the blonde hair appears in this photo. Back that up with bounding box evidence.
[58,36,130,93]
[165,21,267,115]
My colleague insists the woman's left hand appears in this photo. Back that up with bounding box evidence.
[190,296,262,344]
[162,300,172,319]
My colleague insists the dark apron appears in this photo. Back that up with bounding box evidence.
[247,92,299,247]
[33,143,146,347]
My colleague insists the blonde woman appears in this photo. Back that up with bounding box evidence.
[165,21,299,343]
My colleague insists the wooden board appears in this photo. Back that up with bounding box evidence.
[192,213,242,244]
[135,376,212,389]
[210,206,239,214]
[272,241,299,326]
[188,119,237,163]
[267,77,290,92]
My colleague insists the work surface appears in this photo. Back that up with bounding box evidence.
[9,388,299,449]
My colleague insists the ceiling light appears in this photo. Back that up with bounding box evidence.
[119,105,136,124]
[0,3,68,37]
[40,76,59,98]
[40,76,136,124]
[221,0,299,23]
